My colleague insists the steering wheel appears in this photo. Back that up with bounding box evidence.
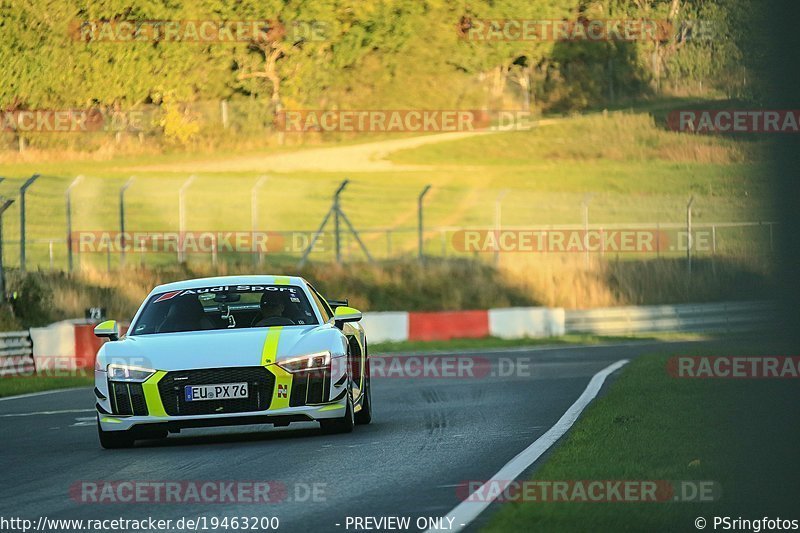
[252,316,296,327]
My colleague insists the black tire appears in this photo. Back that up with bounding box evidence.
[320,386,355,434]
[139,428,169,441]
[98,420,135,449]
[355,360,372,425]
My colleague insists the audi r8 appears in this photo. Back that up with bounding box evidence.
[92,275,371,448]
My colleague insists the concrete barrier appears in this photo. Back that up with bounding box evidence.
[360,312,409,343]
[364,307,566,343]
[29,319,85,373]
[489,307,566,339]
[19,301,772,368]
[26,319,128,374]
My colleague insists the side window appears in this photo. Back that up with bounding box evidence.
[306,284,333,322]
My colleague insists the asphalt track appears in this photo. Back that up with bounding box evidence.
[0,340,704,533]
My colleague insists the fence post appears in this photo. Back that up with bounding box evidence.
[686,195,695,274]
[19,174,40,271]
[711,224,717,276]
[251,176,268,265]
[494,189,508,265]
[333,180,349,263]
[0,198,15,298]
[581,194,594,266]
[178,175,196,264]
[119,177,134,267]
[418,185,431,261]
[656,221,660,258]
[66,176,84,273]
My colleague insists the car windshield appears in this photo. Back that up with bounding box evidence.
[129,284,318,335]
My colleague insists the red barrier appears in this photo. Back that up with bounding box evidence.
[408,310,489,341]
[73,310,487,365]
[74,324,128,369]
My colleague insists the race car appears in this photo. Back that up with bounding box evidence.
[93,275,371,449]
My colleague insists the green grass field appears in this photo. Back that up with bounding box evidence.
[0,103,770,270]
[485,349,799,531]
[0,375,93,398]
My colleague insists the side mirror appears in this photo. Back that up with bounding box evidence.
[327,298,349,310]
[94,320,120,341]
[332,306,362,329]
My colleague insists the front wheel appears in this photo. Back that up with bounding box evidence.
[320,388,355,434]
[98,420,135,449]
[355,360,372,425]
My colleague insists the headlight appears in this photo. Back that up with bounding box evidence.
[277,351,331,373]
[107,364,155,382]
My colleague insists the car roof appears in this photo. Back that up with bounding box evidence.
[152,275,306,294]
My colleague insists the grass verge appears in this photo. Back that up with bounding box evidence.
[484,349,800,531]
[0,375,94,398]
[369,333,708,354]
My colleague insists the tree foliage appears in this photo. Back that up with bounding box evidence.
[0,0,761,118]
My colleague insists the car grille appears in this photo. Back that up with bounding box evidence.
[289,369,330,406]
[158,367,276,416]
[108,381,148,416]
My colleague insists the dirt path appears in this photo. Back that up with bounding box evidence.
[130,130,500,173]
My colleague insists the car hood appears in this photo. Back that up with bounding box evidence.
[100,325,343,371]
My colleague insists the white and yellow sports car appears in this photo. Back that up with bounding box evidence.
[93,275,371,449]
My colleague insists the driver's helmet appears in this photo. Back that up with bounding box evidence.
[260,290,291,315]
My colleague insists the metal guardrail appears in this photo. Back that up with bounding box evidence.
[565,301,779,335]
[0,330,35,376]
[0,302,779,377]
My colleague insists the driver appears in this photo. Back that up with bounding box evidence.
[251,291,294,327]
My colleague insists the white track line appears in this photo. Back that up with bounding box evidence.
[0,408,94,418]
[426,358,629,533]
[0,387,90,402]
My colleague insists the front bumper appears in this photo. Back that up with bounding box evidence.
[95,359,348,433]
[97,401,348,432]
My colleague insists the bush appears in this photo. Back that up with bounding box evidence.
[0,256,774,331]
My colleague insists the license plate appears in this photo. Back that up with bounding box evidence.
[185,383,249,402]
